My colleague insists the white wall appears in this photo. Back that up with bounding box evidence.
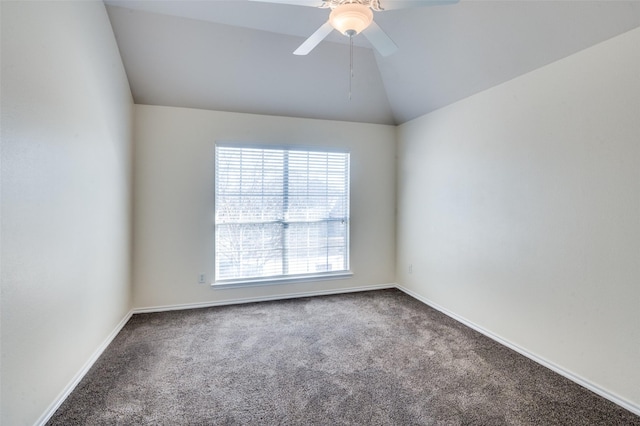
[133,105,396,309]
[397,27,640,410]
[1,2,134,425]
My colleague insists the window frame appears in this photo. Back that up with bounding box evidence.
[213,142,352,288]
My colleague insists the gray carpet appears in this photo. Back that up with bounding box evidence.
[48,289,639,425]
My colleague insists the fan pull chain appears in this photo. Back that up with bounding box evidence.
[349,34,353,101]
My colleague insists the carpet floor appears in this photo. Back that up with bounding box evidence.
[48,289,639,425]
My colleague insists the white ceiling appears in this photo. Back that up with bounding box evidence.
[105,0,640,125]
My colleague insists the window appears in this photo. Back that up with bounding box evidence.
[214,144,350,285]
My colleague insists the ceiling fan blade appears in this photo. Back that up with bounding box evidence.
[362,21,398,57]
[378,0,459,11]
[248,0,325,7]
[293,21,333,55]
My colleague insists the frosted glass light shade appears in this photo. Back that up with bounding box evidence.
[329,3,373,36]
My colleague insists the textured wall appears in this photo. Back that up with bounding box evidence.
[1,2,134,424]
[396,27,640,410]
[132,105,397,309]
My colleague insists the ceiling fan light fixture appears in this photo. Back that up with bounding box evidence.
[329,3,373,36]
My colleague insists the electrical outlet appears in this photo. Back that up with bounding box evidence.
[198,274,206,284]
[409,264,413,274]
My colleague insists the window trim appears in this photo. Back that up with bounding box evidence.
[211,270,354,289]
[213,142,351,287]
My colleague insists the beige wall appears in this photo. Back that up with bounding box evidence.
[0,2,134,424]
[132,105,396,309]
[396,27,640,410]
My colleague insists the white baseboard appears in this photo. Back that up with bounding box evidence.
[394,284,640,417]
[35,284,638,425]
[35,310,134,426]
[34,284,393,425]
[133,283,396,314]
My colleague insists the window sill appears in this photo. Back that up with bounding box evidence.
[212,271,354,289]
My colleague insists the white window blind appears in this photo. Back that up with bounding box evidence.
[215,144,350,283]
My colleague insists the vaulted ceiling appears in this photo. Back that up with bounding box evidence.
[105,0,640,125]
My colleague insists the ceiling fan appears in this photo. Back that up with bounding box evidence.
[250,0,458,57]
